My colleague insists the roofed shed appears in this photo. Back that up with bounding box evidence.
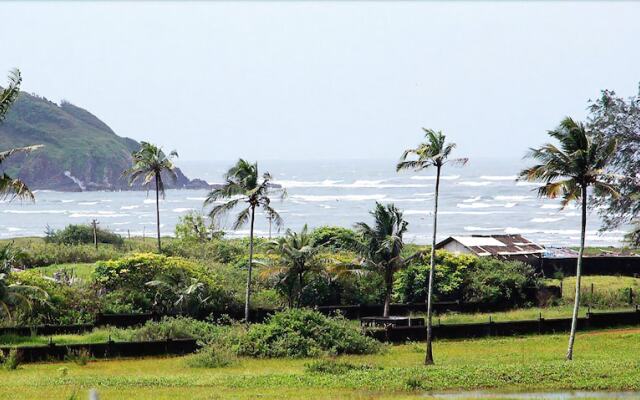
[436,234,544,265]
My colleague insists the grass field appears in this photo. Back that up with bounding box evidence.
[31,263,96,281]
[1,328,640,399]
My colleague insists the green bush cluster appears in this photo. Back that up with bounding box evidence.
[185,344,237,368]
[45,224,124,246]
[304,359,380,374]
[394,251,541,308]
[308,226,358,250]
[236,309,381,358]
[94,253,239,316]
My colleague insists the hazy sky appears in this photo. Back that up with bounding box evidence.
[1,1,639,161]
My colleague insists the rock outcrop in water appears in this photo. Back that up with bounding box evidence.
[0,92,211,192]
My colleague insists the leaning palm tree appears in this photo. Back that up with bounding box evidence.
[519,117,618,361]
[354,202,409,318]
[262,225,326,308]
[396,128,466,365]
[0,68,43,201]
[124,142,178,252]
[204,159,284,321]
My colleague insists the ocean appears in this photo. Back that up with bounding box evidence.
[0,158,626,247]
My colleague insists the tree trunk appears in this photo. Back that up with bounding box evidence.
[244,205,256,322]
[155,174,162,253]
[383,267,392,318]
[566,185,587,361]
[425,165,441,365]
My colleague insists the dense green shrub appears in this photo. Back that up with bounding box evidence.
[7,270,102,325]
[45,224,124,246]
[309,226,358,250]
[174,211,223,243]
[463,258,540,307]
[304,359,380,374]
[94,253,238,316]
[127,316,223,342]
[2,349,20,370]
[185,344,237,368]
[236,309,380,358]
[394,250,475,303]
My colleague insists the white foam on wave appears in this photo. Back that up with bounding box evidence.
[3,210,67,214]
[410,175,460,181]
[405,210,515,216]
[78,201,99,206]
[69,211,130,218]
[464,226,504,232]
[530,217,564,223]
[516,181,540,187]
[494,195,532,201]
[541,204,563,209]
[457,202,517,209]
[274,179,432,189]
[480,175,517,181]
[6,227,24,232]
[462,196,482,203]
[291,194,387,202]
[172,208,194,213]
[458,181,492,187]
[120,205,140,210]
[186,197,208,201]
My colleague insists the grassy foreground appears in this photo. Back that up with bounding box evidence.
[1,328,640,399]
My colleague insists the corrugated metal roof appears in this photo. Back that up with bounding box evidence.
[437,234,544,257]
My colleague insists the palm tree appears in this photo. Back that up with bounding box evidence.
[0,68,43,201]
[0,69,21,122]
[204,159,284,321]
[519,117,618,360]
[396,128,466,365]
[124,142,178,252]
[146,273,209,315]
[0,243,49,322]
[354,202,409,318]
[263,225,326,308]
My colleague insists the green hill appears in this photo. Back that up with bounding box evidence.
[0,92,208,191]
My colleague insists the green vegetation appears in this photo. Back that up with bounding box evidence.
[548,275,640,308]
[2,329,640,398]
[237,309,380,358]
[45,224,124,247]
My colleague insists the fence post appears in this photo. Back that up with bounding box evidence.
[538,312,543,334]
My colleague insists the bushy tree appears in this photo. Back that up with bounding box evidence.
[587,85,640,244]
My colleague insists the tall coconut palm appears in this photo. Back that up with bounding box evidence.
[354,202,408,318]
[204,159,284,321]
[0,68,43,201]
[519,117,618,360]
[396,128,466,365]
[124,142,178,252]
[263,225,325,308]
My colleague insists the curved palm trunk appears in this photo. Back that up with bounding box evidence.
[425,165,441,365]
[383,267,393,318]
[566,186,587,360]
[244,205,256,322]
[154,174,162,253]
